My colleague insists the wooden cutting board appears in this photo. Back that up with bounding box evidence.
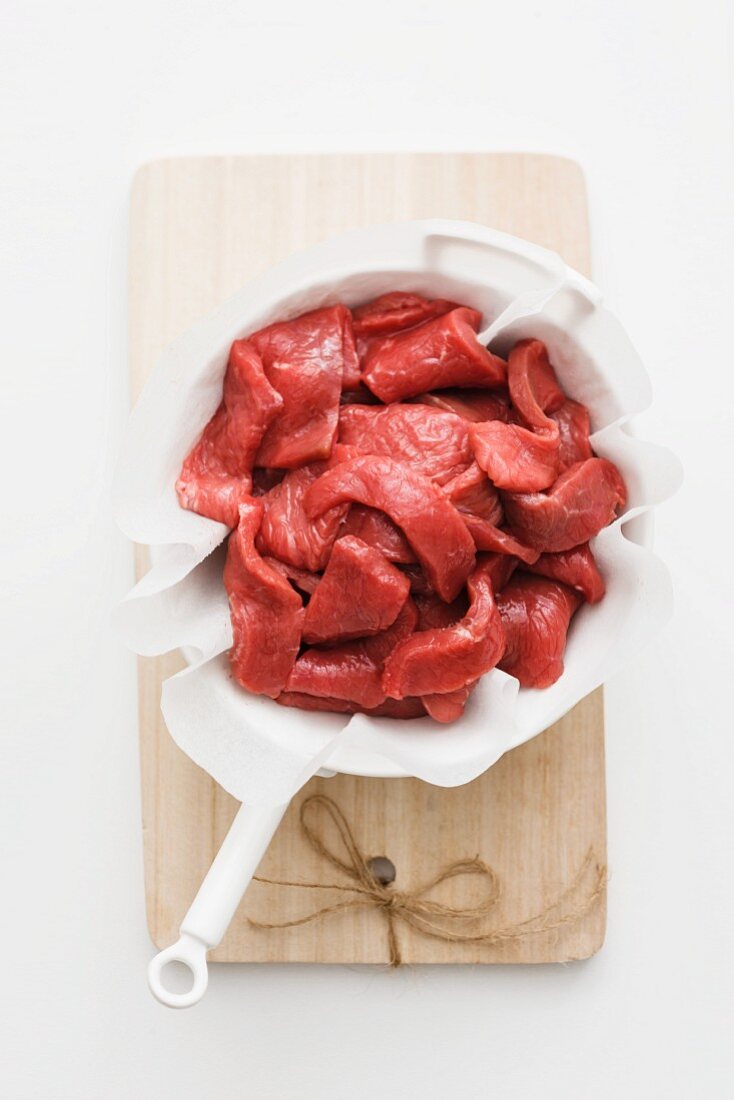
[129,153,606,965]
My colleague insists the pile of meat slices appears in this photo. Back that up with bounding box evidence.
[176,292,627,724]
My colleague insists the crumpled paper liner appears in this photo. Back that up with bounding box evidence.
[113,220,681,805]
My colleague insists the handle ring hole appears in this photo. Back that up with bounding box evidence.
[159,959,196,995]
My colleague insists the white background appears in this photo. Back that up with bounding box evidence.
[2,1,733,1096]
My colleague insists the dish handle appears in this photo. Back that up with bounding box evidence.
[147,800,289,1008]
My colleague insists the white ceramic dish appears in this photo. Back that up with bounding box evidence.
[114,220,680,1005]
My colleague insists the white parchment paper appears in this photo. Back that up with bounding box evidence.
[113,220,681,805]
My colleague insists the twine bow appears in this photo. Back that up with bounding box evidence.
[250,794,606,967]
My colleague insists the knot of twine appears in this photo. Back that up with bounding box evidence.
[249,794,606,967]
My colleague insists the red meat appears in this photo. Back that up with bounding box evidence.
[340,311,361,389]
[285,598,418,709]
[223,500,305,698]
[400,565,434,596]
[340,505,416,563]
[382,556,506,699]
[256,461,348,572]
[275,691,427,718]
[508,338,565,419]
[525,543,605,604]
[176,299,623,723]
[551,399,594,469]
[338,403,472,485]
[469,340,564,492]
[352,292,459,362]
[340,383,381,406]
[176,340,283,526]
[368,697,427,718]
[479,551,519,593]
[416,389,512,423]
[252,305,357,467]
[304,456,476,601]
[470,420,560,492]
[262,557,321,596]
[414,591,468,630]
[302,536,410,644]
[503,458,627,552]
[421,683,477,723]
[352,292,459,340]
[443,463,503,524]
[461,514,540,565]
[251,467,286,496]
[497,575,582,688]
[362,308,507,403]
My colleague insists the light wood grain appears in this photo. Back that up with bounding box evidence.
[129,153,605,964]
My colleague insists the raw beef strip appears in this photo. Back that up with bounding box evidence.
[469,340,563,492]
[340,383,381,406]
[223,500,305,698]
[551,399,594,470]
[256,461,348,572]
[414,591,468,631]
[421,683,477,723]
[497,575,582,688]
[251,467,286,496]
[340,310,361,389]
[352,292,459,339]
[304,456,476,602]
[415,389,512,424]
[176,340,283,527]
[362,308,507,403]
[503,458,627,552]
[365,697,427,718]
[276,692,354,714]
[275,691,427,719]
[285,599,418,709]
[302,536,410,644]
[413,557,507,612]
[261,557,321,596]
[382,556,506,699]
[340,506,416,564]
[479,551,519,593]
[352,292,459,360]
[470,421,559,492]
[525,543,605,604]
[508,338,565,418]
[252,305,357,467]
[338,403,472,485]
[461,514,540,565]
[443,462,503,524]
[400,565,434,596]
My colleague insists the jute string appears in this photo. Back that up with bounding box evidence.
[249,794,607,966]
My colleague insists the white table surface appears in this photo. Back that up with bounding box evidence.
[2,1,733,1096]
